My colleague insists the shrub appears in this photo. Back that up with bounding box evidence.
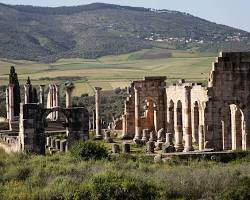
[220,176,250,200]
[70,141,108,161]
[76,172,160,200]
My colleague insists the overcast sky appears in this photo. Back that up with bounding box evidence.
[1,0,249,32]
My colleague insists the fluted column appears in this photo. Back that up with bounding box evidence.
[183,86,193,152]
[39,85,45,107]
[134,87,141,140]
[6,88,9,120]
[24,84,30,104]
[95,87,102,139]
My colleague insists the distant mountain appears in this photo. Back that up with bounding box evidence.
[0,3,250,62]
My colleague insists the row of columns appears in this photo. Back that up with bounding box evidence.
[168,86,195,152]
[6,83,75,124]
[46,84,60,121]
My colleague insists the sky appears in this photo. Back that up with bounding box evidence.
[1,0,250,32]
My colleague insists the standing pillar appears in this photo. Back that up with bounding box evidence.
[55,85,60,120]
[153,104,158,133]
[92,111,95,130]
[134,87,141,141]
[230,105,237,150]
[95,87,102,139]
[24,84,30,104]
[183,86,193,152]
[65,83,75,108]
[174,103,184,151]
[8,84,14,130]
[6,88,9,120]
[198,105,206,150]
[39,85,45,107]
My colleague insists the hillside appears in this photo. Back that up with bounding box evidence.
[0,3,250,62]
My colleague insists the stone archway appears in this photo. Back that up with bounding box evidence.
[221,105,232,150]
[19,103,89,154]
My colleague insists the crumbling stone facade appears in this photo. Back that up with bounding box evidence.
[122,77,167,139]
[122,52,250,152]
[2,81,89,155]
[19,103,89,154]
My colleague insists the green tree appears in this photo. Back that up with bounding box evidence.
[26,77,33,103]
[9,66,21,116]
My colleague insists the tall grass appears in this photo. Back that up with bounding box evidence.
[0,148,249,200]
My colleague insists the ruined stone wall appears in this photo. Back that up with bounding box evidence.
[207,52,250,150]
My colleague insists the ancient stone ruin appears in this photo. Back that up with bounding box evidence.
[120,52,250,152]
[1,75,89,154]
[1,52,250,155]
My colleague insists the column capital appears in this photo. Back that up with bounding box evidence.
[230,104,238,112]
[39,84,45,89]
[134,86,141,93]
[95,87,102,91]
[65,82,75,92]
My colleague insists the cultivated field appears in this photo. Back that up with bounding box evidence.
[0,49,216,96]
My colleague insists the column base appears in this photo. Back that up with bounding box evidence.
[133,138,141,144]
[175,144,184,152]
[183,146,194,152]
[95,135,103,140]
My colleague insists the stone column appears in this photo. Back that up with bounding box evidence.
[6,88,9,120]
[24,84,30,104]
[174,103,184,152]
[55,84,60,120]
[65,83,75,108]
[39,85,45,107]
[134,87,141,141]
[183,86,193,152]
[95,87,102,139]
[92,110,95,130]
[230,104,237,150]
[154,104,158,133]
[198,103,207,150]
[8,84,14,128]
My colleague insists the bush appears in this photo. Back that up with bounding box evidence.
[220,176,250,200]
[76,172,160,200]
[70,141,108,161]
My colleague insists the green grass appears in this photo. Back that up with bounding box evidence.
[0,148,250,200]
[0,49,216,96]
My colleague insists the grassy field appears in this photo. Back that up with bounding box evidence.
[0,49,217,96]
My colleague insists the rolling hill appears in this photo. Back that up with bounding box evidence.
[0,3,250,62]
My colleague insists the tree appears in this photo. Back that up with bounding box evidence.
[9,66,21,116]
[26,77,33,103]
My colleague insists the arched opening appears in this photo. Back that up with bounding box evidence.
[42,107,69,151]
[140,98,157,133]
[168,100,174,134]
[222,106,231,150]
[175,100,184,151]
[192,101,199,144]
